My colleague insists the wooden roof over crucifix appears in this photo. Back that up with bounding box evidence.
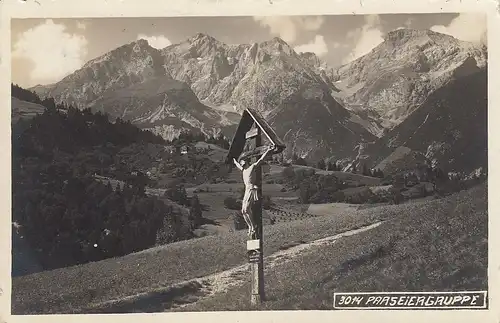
[225,107,286,164]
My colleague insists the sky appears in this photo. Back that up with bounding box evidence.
[11,13,487,88]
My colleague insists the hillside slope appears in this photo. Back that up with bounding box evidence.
[181,182,486,311]
[11,97,46,123]
[11,183,486,314]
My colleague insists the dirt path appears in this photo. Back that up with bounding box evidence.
[83,221,384,313]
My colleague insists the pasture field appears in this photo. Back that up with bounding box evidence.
[11,182,486,314]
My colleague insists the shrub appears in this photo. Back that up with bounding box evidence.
[164,185,189,206]
[295,157,308,166]
[330,190,346,202]
[381,175,393,186]
[309,191,328,204]
[224,196,241,210]
[231,211,246,231]
[416,183,428,197]
[282,166,295,181]
[262,195,272,210]
[389,188,404,205]
[299,181,313,204]
[189,194,203,229]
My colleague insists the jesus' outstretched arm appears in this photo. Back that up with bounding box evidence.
[233,158,244,171]
[253,145,274,168]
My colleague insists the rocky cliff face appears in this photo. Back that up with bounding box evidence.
[32,34,376,161]
[330,28,487,134]
[161,35,328,114]
[40,39,167,108]
[89,75,240,140]
[30,39,240,140]
[365,67,487,174]
[160,34,377,159]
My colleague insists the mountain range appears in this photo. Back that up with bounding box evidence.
[26,28,488,172]
[330,28,486,134]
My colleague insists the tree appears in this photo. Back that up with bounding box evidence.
[317,159,326,170]
[299,182,313,203]
[164,184,189,206]
[282,166,296,181]
[189,194,203,229]
[262,195,272,210]
[10,90,189,270]
[390,187,403,205]
[362,164,370,176]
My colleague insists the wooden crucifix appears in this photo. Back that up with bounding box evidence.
[226,108,285,306]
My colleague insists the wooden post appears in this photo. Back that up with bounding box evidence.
[226,108,285,307]
[249,126,265,305]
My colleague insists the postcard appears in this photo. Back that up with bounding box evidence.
[1,0,498,322]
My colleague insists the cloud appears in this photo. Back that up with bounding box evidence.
[342,14,384,64]
[394,18,415,30]
[404,17,415,28]
[294,35,328,57]
[430,13,486,45]
[76,21,86,30]
[253,16,324,43]
[12,19,88,84]
[137,34,172,49]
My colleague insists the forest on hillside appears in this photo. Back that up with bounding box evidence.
[11,86,212,271]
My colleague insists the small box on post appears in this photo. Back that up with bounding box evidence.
[247,239,261,251]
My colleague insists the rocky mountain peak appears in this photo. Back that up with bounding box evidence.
[189,32,217,43]
[34,38,167,108]
[385,28,444,42]
[258,37,296,56]
[298,52,328,70]
[82,39,160,70]
[163,32,227,61]
[134,38,151,47]
[187,32,222,49]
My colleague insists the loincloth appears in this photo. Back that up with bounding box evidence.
[245,185,259,202]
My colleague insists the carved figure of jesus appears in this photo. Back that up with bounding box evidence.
[233,145,274,237]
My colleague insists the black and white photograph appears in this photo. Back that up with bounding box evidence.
[5,3,492,317]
